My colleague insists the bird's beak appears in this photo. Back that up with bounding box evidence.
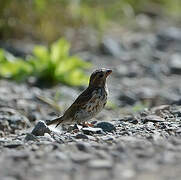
[105,69,112,77]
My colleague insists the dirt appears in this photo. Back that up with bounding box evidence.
[0,20,181,180]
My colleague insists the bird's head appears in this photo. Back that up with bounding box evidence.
[89,68,112,88]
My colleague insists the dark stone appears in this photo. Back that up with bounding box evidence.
[75,133,89,139]
[31,120,51,136]
[95,122,116,132]
[122,116,138,124]
[119,92,137,106]
[171,99,181,105]
[4,143,22,148]
[171,109,181,117]
[25,133,39,141]
[156,27,181,51]
[67,124,79,132]
[143,115,165,123]
[76,142,90,152]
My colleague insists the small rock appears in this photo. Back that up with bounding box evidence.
[146,122,155,130]
[151,105,170,115]
[100,37,123,57]
[25,133,39,141]
[171,98,181,105]
[76,142,91,152]
[143,115,165,123]
[10,151,29,161]
[119,92,137,106]
[4,143,22,148]
[121,116,138,124]
[169,54,181,74]
[82,127,103,135]
[88,159,112,169]
[171,109,181,117]
[0,107,31,127]
[175,128,181,133]
[156,27,181,50]
[95,122,116,132]
[55,152,68,161]
[157,27,181,42]
[71,154,91,163]
[0,118,10,131]
[0,130,5,137]
[75,133,89,139]
[101,135,115,141]
[31,120,51,136]
[67,124,79,132]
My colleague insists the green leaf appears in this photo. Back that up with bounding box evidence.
[0,59,32,80]
[55,56,91,76]
[50,38,70,63]
[33,45,49,61]
[61,69,89,86]
[0,49,6,62]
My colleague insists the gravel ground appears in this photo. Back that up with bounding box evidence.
[1,21,181,180]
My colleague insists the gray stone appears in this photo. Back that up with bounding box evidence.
[100,37,123,57]
[75,133,89,139]
[143,115,165,123]
[0,107,31,132]
[82,127,103,135]
[88,159,113,169]
[25,133,39,141]
[31,120,51,136]
[95,122,116,132]
[169,54,181,74]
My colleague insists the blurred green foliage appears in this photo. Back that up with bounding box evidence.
[0,38,91,86]
[0,0,181,42]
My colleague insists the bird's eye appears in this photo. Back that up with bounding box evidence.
[98,74,104,78]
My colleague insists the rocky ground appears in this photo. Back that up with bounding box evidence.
[1,21,181,180]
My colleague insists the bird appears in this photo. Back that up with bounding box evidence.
[46,68,112,128]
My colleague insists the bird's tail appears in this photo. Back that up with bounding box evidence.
[46,116,64,128]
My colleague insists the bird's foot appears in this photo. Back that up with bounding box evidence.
[81,122,94,127]
[67,124,81,133]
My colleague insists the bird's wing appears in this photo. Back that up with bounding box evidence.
[73,87,97,106]
[63,87,98,118]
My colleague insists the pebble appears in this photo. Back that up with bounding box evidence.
[82,127,103,135]
[71,153,92,163]
[95,122,116,132]
[25,133,39,141]
[75,133,89,139]
[143,115,165,123]
[100,37,123,57]
[31,120,51,136]
[88,159,113,169]
[169,54,181,74]
[151,105,170,114]
[119,92,137,106]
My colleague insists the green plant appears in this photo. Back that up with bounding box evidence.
[0,38,91,86]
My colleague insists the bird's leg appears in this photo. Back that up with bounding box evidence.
[70,124,80,133]
[81,122,94,127]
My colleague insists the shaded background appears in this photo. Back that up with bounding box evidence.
[1,0,181,43]
[0,0,181,109]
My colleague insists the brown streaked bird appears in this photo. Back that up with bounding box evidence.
[46,68,112,127]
